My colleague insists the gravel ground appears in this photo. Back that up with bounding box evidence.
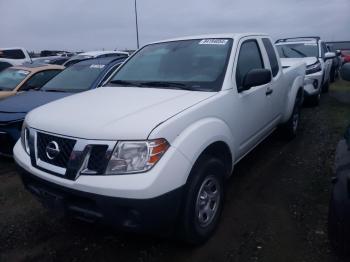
[0,80,349,262]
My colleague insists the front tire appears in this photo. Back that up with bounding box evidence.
[309,90,321,107]
[179,155,225,245]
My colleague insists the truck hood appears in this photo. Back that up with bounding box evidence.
[27,86,216,140]
[281,57,318,68]
[0,91,71,114]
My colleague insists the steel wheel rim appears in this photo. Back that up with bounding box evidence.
[195,175,221,228]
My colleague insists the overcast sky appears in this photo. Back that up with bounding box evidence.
[1,0,349,52]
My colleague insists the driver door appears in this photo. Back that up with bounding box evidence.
[233,37,273,157]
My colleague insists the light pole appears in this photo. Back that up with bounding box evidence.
[134,0,140,49]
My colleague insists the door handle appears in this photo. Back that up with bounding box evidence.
[266,88,273,96]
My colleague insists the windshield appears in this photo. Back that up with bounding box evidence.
[276,43,319,58]
[41,62,105,92]
[109,39,233,91]
[0,68,30,91]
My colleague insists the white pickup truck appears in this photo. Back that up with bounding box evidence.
[0,47,32,67]
[14,33,306,244]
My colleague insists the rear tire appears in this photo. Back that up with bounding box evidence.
[178,155,225,245]
[281,96,301,140]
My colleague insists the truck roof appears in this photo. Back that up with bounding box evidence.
[149,33,269,44]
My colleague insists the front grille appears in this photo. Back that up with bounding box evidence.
[37,132,76,168]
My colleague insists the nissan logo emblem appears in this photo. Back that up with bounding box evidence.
[46,141,60,160]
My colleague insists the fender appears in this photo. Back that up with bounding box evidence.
[150,117,236,176]
[281,74,304,123]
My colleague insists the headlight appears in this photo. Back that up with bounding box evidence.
[105,138,169,175]
[306,61,322,75]
[20,122,30,155]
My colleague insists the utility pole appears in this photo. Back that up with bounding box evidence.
[134,0,140,49]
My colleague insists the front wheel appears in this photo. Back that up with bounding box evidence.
[309,90,321,107]
[178,155,225,245]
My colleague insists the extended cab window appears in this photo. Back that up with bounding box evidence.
[262,38,279,77]
[21,70,61,91]
[0,49,26,59]
[236,40,264,90]
[109,39,233,92]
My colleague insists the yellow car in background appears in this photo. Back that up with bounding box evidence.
[0,64,64,100]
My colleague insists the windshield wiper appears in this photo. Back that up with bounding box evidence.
[109,80,142,87]
[290,48,307,57]
[139,81,197,91]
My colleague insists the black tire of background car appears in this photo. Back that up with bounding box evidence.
[328,188,350,257]
[330,68,336,83]
[309,90,321,107]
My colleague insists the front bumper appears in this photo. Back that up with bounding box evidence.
[18,165,184,234]
[303,71,323,96]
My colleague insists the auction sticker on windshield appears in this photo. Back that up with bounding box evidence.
[199,39,228,45]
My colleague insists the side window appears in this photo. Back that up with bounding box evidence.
[21,70,61,91]
[236,40,264,90]
[262,38,279,77]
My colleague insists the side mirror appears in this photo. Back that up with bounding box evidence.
[340,63,350,81]
[241,69,272,91]
[325,52,336,61]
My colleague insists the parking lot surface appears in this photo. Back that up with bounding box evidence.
[1,80,350,262]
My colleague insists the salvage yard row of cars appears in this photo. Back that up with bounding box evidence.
[0,34,349,246]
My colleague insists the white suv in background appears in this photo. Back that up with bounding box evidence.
[275,37,335,106]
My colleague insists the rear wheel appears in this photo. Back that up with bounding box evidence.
[281,97,301,140]
[178,155,225,245]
